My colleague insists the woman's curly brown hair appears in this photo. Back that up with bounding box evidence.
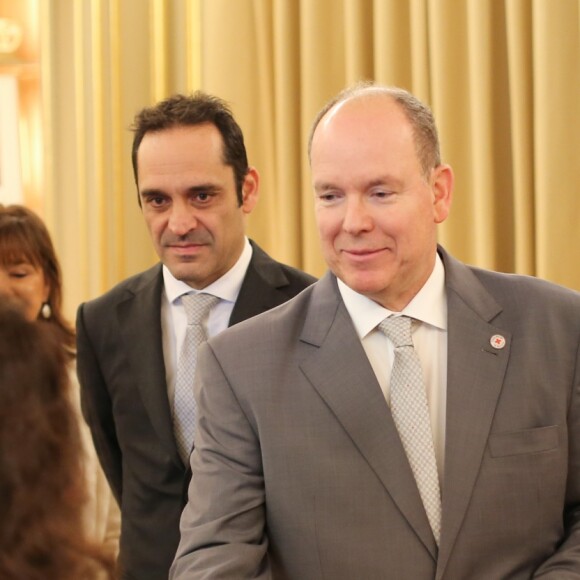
[0,302,115,579]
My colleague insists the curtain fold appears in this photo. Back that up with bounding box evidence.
[532,0,580,287]
[505,0,535,275]
[200,0,580,290]
[28,0,580,319]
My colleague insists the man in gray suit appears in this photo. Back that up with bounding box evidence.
[76,93,315,580]
[171,84,580,578]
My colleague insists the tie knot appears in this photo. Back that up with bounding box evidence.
[181,293,219,326]
[378,315,414,348]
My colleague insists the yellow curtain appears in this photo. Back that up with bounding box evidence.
[8,0,579,319]
[35,0,203,315]
[200,0,580,290]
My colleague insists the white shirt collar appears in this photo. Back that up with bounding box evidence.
[163,237,253,305]
[337,251,447,340]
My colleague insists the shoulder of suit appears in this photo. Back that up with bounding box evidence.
[460,262,580,322]
[80,263,162,311]
[211,280,319,345]
[277,262,317,287]
[441,245,580,309]
[470,264,579,298]
[248,239,317,288]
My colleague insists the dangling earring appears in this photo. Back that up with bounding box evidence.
[41,302,52,319]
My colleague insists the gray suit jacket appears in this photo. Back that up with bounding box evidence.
[76,241,316,580]
[172,247,580,579]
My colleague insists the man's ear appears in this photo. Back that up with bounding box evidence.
[431,164,454,224]
[241,167,260,214]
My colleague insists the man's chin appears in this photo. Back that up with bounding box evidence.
[166,264,207,289]
[340,271,393,299]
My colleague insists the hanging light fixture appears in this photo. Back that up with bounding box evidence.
[0,18,22,54]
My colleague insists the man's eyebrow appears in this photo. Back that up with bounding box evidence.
[313,175,404,192]
[186,184,221,194]
[139,184,222,197]
[139,188,165,198]
[313,181,339,192]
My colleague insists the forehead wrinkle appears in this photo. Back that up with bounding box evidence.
[314,174,405,194]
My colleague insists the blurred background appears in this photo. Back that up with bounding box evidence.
[1,0,579,319]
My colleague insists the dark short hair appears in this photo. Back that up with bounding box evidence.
[308,82,441,177]
[0,204,75,351]
[131,92,249,205]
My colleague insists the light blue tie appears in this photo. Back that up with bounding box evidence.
[173,293,219,464]
[379,315,442,545]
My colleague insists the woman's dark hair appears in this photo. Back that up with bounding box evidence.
[0,302,115,579]
[0,204,75,352]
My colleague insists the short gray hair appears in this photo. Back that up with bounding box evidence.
[308,82,441,177]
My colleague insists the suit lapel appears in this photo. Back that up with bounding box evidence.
[299,274,438,559]
[435,250,511,578]
[114,244,298,471]
[229,241,294,325]
[118,265,183,469]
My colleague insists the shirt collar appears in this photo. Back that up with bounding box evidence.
[337,252,447,340]
[163,237,253,304]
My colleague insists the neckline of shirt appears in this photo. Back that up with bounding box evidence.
[162,237,253,305]
[337,251,448,340]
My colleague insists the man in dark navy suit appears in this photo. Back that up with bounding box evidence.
[76,92,315,580]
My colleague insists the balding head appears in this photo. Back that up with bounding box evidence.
[308,83,441,178]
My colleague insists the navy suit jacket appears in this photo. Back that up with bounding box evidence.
[76,241,316,580]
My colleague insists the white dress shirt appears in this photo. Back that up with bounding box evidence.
[337,252,448,478]
[161,238,253,406]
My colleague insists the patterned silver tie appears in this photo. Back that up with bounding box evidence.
[379,315,442,545]
[173,292,219,464]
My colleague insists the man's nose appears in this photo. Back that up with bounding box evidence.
[167,203,198,236]
[342,197,373,234]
